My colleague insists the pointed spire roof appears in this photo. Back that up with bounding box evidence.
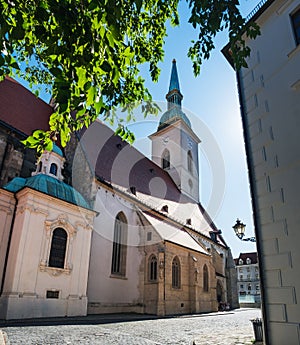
[157,59,191,131]
[169,59,180,92]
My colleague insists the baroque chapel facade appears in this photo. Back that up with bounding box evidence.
[0,61,238,319]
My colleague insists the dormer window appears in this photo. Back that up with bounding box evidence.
[161,205,168,213]
[239,259,243,265]
[130,186,136,195]
[186,218,192,225]
[50,163,58,176]
[246,258,251,264]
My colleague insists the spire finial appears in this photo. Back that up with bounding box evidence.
[169,58,180,92]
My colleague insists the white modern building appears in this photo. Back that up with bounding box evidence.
[223,0,300,344]
[234,252,261,307]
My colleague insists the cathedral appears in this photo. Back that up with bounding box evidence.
[0,61,238,319]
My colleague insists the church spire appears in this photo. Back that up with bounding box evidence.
[166,59,183,110]
[169,59,180,92]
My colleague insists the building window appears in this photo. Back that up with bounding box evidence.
[246,258,251,264]
[162,149,170,170]
[48,228,67,269]
[147,232,152,241]
[187,150,193,173]
[239,259,243,265]
[203,264,209,292]
[111,212,128,276]
[291,8,300,45]
[149,255,157,282]
[239,268,243,273]
[240,275,243,280]
[172,256,181,288]
[46,290,59,299]
[247,267,250,272]
[248,284,252,291]
[50,163,58,176]
[240,284,244,289]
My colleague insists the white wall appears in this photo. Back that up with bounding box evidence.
[0,188,94,319]
[238,0,300,343]
[87,185,144,314]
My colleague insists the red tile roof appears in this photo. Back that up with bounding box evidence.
[0,77,52,136]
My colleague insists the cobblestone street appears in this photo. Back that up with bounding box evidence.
[1,308,261,345]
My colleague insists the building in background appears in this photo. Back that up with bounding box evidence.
[0,61,238,320]
[234,252,260,307]
[223,0,300,343]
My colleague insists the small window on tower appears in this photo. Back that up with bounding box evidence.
[50,163,58,176]
[162,149,170,170]
[187,150,193,174]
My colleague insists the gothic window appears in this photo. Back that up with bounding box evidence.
[187,150,193,174]
[172,256,181,288]
[203,264,209,292]
[111,212,128,276]
[162,149,170,170]
[50,163,58,176]
[148,255,157,282]
[291,8,300,45]
[48,228,67,269]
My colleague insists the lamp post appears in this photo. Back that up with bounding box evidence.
[232,219,256,242]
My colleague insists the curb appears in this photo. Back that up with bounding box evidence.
[0,330,5,345]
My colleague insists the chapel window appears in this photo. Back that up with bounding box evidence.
[50,163,58,176]
[48,228,68,269]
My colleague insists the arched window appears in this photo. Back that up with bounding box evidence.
[111,212,128,276]
[161,149,170,170]
[149,255,157,282]
[187,150,193,173]
[50,163,58,176]
[172,256,181,288]
[48,228,67,269]
[203,264,209,292]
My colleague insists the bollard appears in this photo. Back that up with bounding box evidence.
[251,318,263,342]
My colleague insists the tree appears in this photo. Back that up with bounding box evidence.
[0,0,259,154]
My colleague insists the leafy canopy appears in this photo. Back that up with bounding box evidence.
[0,0,259,154]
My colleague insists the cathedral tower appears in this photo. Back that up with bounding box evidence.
[149,59,200,202]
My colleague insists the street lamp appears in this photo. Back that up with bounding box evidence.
[232,219,256,242]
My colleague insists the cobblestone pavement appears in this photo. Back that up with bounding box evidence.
[1,308,261,345]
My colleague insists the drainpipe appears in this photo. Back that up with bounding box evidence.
[0,193,18,296]
[236,70,269,345]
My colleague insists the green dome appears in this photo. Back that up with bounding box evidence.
[4,174,91,210]
[52,143,63,157]
[158,107,191,130]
